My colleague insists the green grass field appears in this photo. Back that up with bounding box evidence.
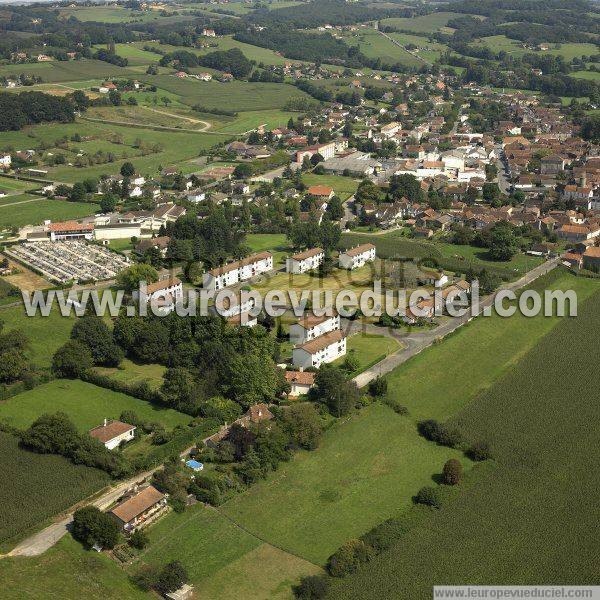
[0,379,190,432]
[0,178,39,194]
[221,402,465,563]
[329,283,600,599]
[246,232,291,267]
[341,231,543,276]
[132,504,320,599]
[0,304,77,367]
[341,29,423,67]
[380,270,598,421]
[380,12,462,33]
[0,197,100,229]
[0,431,110,548]
[302,173,360,200]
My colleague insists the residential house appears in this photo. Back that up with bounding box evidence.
[284,370,315,398]
[582,246,600,271]
[138,277,183,311]
[89,419,136,450]
[109,485,167,532]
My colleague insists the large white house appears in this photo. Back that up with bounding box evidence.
[289,313,340,344]
[203,251,273,291]
[89,419,136,450]
[286,247,324,274]
[338,243,376,270]
[292,330,347,369]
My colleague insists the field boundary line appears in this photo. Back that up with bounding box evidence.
[212,506,323,568]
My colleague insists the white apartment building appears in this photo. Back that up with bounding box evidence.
[292,330,347,369]
[138,277,183,312]
[289,313,340,344]
[338,243,376,270]
[203,251,273,291]
[286,247,324,274]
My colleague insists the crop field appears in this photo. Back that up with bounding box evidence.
[0,59,140,84]
[0,304,76,368]
[380,12,462,33]
[221,402,466,563]
[132,504,320,599]
[0,197,100,229]
[0,431,110,548]
[140,75,310,112]
[0,379,190,432]
[0,536,146,599]
[329,284,600,599]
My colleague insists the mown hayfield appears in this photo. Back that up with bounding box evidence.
[0,432,110,548]
[213,109,294,134]
[0,379,190,432]
[132,503,320,599]
[94,358,166,390]
[0,177,39,194]
[221,402,466,563]
[329,283,600,599]
[0,197,100,229]
[0,536,146,599]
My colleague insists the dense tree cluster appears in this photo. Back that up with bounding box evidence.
[0,91,75,131]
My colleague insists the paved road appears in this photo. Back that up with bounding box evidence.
[341,196,356,229]
[352,258,559,388]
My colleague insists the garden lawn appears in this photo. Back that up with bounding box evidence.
[0,536,146,599]
[336,333,401,374]
[329,282,600,599]
[132,503,320,599]
[94,358,166,390]
[221,402,465,563]
[0,432,110,549]
[0,379,190,432]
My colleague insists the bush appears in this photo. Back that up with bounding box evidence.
[368,376,388,397]
[293,574,329,599]
[442,458,463,485]
[438,426,463,449]
[414,486,442,509]
[417,419,444,442]
[154,560,188,594]
[391,403,409,416]
[361,518,406,553]
[72,505,121,549]
[129,528,149,549]
[327,539,372,577]
[467,441,492,461]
